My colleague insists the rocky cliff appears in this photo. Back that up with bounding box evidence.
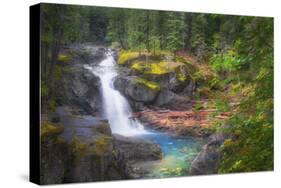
[40,115,162,184]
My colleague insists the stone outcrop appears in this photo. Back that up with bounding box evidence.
[114,76,160,103]
[113,134,163,179]
[40,115,163,184]
[113,58,196,111]
[114,134,162,162]
[189,133,227,175]
[52,45,112,115]
[40,122,68,184]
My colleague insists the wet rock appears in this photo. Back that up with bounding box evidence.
[52,44,113,115]
[61,67,102,115]
[113,134,163,178]
[189,133,227,175]
[93,121,112,136]
[113,134,162,161]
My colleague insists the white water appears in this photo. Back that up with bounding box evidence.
[85,50,147,136]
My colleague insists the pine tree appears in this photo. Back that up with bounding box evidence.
[166,12,185,57]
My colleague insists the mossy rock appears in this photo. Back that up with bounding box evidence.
[70,135,113,159]
[41,122,64,139]
[131,60,171,75]
[92,136,113,156]
[114,76,161,103]
[130,60,185,76]
[57,54,72,63]
[133,77,160,92]
[92,122,112,136]
[118,50,139,65]
[70,136,89,159]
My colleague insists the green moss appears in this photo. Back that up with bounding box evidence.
[92,136,112,156]
[150,62,171,74]
[57,54,71,63]
[41,122,64,139]
[70,136,88,158]
[47,99,57,112]
[41,82,49,98]
[53,65,63,81]
[131,61,174,75]
[118,50,139,65]
[70,135,113,159]
[134,77,160,91]
[177,72,187,82]
[131,60,147,71]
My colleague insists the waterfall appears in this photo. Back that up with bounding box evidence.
[85,50,147,136]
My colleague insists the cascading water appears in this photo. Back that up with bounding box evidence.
[85,50,146,136]
[84,48,203,177]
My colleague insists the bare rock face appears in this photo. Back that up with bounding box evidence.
[189,133,227,175]
[52,45,109,115]
[63,68,102,115]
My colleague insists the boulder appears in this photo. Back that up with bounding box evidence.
[62,67,102,115]
[140,64,192,94]
[52,44,113,115]
[189,133,227,175]
[93,121,112,136]
[113,134,162,161]
[155,89,176,106]
[64,135,121,183]
[113,134,163,178]
[114,76,160,103]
